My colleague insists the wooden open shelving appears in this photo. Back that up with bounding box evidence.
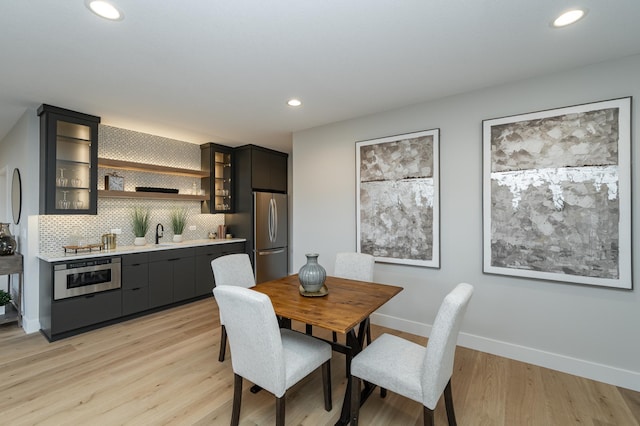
[98,158,209,178]
[98,157,209,201]
[98,190,207,201]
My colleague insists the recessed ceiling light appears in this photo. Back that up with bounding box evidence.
[552,9,586,27]
[287,99,302,107]
[85,0,124,21]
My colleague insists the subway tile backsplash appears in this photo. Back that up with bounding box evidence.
[39,125,225,253]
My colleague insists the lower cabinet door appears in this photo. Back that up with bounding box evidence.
[173,256,196,302]
[149,261,173,308]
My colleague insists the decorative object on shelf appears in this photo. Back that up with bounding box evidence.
[356,128,440,269]
[298,253,326,294]
[105,172,124,191]
[482,97,632,289]
[170,208,188,242]
[135,187,179,193]
[0,223,16,256]
[132,207,150,246]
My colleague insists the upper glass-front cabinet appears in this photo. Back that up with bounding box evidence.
[201,143,233,213]
[38,104,100,215]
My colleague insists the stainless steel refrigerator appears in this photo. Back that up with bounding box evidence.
[253,192,288,283]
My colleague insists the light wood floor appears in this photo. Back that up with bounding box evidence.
[1,298,638,425]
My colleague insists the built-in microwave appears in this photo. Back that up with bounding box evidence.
[53,257,121,300]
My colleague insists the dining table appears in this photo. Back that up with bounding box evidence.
[254,274,403,426]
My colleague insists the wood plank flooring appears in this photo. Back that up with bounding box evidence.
[0,298,638,425]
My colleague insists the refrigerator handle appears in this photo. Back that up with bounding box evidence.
[257,248,286,255]
[268,198,275,243]
[272,197,278,243]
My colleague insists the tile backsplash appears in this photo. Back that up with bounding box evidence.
[39,125,225,253]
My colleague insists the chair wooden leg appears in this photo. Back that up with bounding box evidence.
[218,325,227,362]
[380,387,387,398]
[231,374,242,426]
[276,395,285,426]
[322,360,332,411]
[350,376,361,426]
[423,406,435,426]
[444,378,457,426]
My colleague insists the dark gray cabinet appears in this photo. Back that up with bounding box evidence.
[122,253,149,315]
[40,242,244,341]
[148,248,196,306]
[200,143,234,214]
[194,242,245,296]
[51,291,121,335]
[232,144,288,194]
[39,258,121,340]
[38,104,100,215]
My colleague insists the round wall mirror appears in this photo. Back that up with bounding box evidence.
[11,168,22,225]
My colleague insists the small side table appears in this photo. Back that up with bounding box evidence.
[0,253,23,326]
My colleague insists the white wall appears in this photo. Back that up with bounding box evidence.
[0,108,40,333]
[292,54,640,391]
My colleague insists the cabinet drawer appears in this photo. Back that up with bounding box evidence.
[149,247,195,262]
[51,289,121,334]
[220,242,245,254]
[122,252,149,266]
[195,245,222,257]
[122,286,149,316]
[122,262,149,289]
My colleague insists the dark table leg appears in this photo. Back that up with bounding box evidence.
[336,320,375,425]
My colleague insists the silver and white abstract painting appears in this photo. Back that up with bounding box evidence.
[356,129,440,268]
[483,97,632,289]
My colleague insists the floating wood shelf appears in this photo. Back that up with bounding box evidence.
[98,158,209,178]
[99,190,208,201]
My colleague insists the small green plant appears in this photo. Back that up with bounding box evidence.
[0,289,11,306]
[131,207,150,238]
[170,208,188,235]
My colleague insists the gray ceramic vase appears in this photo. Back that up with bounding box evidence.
[298,253,326,292]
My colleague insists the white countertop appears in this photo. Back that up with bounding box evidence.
[37,238,246,262]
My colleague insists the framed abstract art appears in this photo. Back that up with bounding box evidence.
[356,129,440,268]
[482,97,632,289]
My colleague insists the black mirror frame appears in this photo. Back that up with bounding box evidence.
[11,168,22,225]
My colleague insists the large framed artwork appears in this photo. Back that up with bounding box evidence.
[483,97,632,289]
[356,129,440,268]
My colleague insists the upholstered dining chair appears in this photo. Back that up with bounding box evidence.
[213,286,332,426]
[349,283,474,426]
[211,253,256,362]
[333,252,375,344]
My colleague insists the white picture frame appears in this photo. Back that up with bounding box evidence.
[482,97,632,289]
[356,129,440,268]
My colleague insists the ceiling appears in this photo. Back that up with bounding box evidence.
[1,1,639,154]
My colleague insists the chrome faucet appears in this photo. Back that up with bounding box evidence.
[155,223,164,244]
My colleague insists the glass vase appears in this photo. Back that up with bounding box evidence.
[0,223,16,255]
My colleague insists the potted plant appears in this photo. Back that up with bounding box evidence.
[132,207,150,246]
[0,289,11,315]
[170,208,188,242]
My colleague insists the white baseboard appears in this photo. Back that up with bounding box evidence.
[21,316,41,334]
[371,312,640,392]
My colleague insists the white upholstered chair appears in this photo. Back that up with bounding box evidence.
[213,286,332,426]
[349,283,474,426]
[211,253,256,362]
[333,252,375,344]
